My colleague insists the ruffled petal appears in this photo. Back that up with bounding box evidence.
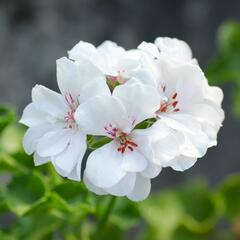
[84,174,108,195]
[22,123,53,155]
[106,173,136,196]
[155,37,193,62]
[20,103,47,127]
[127,174,151,201]
[52,131,86,180]
[164,155,197,171]
[121,150,147,172]
[75,95,129,136]
[57,57,110,102]
[36,129,73,157]
[113,82,160,125]
[85,141,126,188]
[32,85,68,119]
[33,152,50,166]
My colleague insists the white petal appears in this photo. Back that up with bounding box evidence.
[179,131,209,158]
[121,149,147,172]
[57,57,110,102]
[68,41,103,70]
[22,124,52,155]
[33,152,50,166]
[52,131,86,180]
[67,161,82,181]
[97,41,125,74]
[185,103,224,127]
[159,113,202,134]
[113,82,160,125]
[116,57,140,77]
[155,37,193,62]
[127,174,151,202]
[202,74,224,106]
[106,173,136,196]
[32,85,67,119]
[20,103,47,127]
[85,141,126,188]
[75,95,129,136]
[175,65,205,106]
[138,41,160,59]
[129,69,158,87]
[164,155,197,171]
[157,60,204,105]
[78,78,111,103]
[36,129,73,157]
[151,130,180,166]
[131,129,155,163]
[57,57,82,98]
[84,174,108,195]
[141,162,161,178]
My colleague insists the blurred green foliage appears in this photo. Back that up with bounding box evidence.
[207,20,240,117]
[1,20,240,239]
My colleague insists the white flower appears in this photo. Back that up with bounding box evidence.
[20,57,110,181]
[75,82,164,201]
[138,37,198,65]
[68,40,143,85]
[148,58,224,171]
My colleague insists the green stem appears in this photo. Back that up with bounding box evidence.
[95,196,117,236]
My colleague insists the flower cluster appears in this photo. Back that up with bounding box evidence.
[20,38,224,201]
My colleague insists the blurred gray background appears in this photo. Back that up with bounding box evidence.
[0,0,239,189]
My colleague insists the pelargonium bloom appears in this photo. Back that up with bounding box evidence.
[137,41,224,171]
[20,57,110,181]
[138,37,198,65]
[75,82,165,201]
[20,37,224,203]
[68,40,143,86]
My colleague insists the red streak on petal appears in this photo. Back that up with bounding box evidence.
[172,93,177,99]
[172,101,178,108]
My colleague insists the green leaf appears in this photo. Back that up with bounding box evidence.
[24,192,71,216]
[53,181,93,214]
[171,225,210,240]
[111,198,140,230]
[139,180,222,240]
[139,191,183,240]
[218,20,240,54]
[0,124,25,154]
[206,20,240,85]
[13,213,61,240]
[232,88,240,117]
[0,153,27,173]
[134,118,157,130]
[2,171,46,215]
[220,175,240,219]
[0,106,16,134]
[177,181,223,233]
[88,136,112,149]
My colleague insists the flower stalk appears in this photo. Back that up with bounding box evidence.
[95,196,117,237]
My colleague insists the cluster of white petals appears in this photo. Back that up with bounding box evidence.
[20,37,224,201]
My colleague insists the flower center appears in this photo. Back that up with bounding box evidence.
[106,70,127,90]
[116,132,138,153]
[104,124,138,153]
[158,91,180,114]
[64,93,79,129]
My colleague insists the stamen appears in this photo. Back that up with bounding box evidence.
[172,101,178,108]
[64,93,79,129]
[158,92,180,114]
[172,93,177,99]
[105,126,138,153]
